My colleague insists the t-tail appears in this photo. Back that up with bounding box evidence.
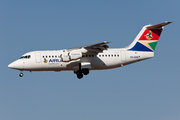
[127,21,172,52]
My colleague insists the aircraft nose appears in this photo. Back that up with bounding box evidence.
[8,60,23,70]
[8,62,15,68]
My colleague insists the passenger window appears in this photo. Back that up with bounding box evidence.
[117,55,119,57]
[102,55,104,57]
[111,55,113,57]
[92,55,94,57]
[52,56,54,58]
[49,56,51,58]
[114,55,116,57]
[46,56,47,58]
[105,55,107,57]
[108,55,110,57]
[55,56,57,58]
[43,56,44,58]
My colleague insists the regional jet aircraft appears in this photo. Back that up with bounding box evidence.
[8,22,171,79]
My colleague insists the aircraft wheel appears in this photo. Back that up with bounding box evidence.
[82,69,89,75]
[77,73,83,79]
[19,73,23,77]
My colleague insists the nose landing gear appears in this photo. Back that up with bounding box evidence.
[19,72,23,77]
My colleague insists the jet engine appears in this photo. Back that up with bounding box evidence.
[61,51,82,62]
[69,51,82,60]
[61,52,70,62]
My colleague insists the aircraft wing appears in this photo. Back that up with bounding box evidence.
[82,41,110,48]
[67,41,110,54]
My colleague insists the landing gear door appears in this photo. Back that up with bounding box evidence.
[81,62,91,69]
[35,52,41,63]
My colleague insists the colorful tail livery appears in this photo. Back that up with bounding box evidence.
[128,21,172,52]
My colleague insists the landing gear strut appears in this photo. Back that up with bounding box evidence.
[74,63,89,79]
[19,72,23,77]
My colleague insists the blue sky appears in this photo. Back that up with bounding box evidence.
[1,0,180,120]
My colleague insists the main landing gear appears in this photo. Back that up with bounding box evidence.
[75,69,89,79]
[19,72,23,77]
[74,63,89,79]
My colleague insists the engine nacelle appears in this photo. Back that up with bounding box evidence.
[69,52,82,60]
[61,52,70,62]
[61,51,82,62]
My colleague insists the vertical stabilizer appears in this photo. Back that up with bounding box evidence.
[127,21,172,52]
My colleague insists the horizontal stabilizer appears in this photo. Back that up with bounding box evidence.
[147,21,172,29]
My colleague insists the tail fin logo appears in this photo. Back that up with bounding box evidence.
[129,29,163,51]
[145,30,153,40]
[139,29,162,40]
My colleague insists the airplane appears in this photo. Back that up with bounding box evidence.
[8,21,171,79]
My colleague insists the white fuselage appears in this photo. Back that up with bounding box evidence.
[8,48,154,72]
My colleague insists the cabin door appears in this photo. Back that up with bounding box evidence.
[35,52,41,63]
[121,51,126,62]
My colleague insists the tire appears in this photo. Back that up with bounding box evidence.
[77,73,83,79]
[19,73,23,77]
[82,69,89,75]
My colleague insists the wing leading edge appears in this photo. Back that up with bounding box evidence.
[67,41,110,54]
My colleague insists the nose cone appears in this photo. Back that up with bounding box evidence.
[8,62,15,68]
[8,60,23,70]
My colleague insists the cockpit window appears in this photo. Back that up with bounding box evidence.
[19,55,31,59]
